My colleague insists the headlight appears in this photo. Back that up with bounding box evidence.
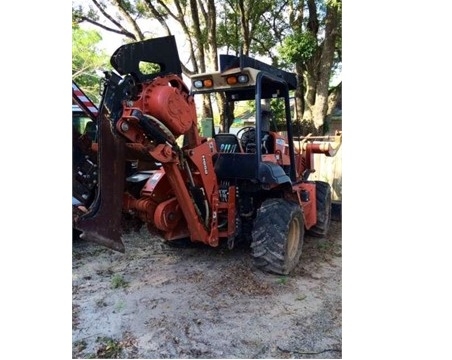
[193,78,213,88]
[226,74,249,85]
[193,80,204,88]
[237,74,249,83]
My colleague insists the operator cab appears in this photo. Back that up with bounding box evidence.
[190,55,298,184]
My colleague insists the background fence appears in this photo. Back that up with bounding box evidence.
[310,146,342,203]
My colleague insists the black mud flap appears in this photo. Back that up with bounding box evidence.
[75,107,126,253]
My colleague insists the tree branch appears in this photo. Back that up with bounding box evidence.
[142,0,172,36]
[111,0,144,40]
[155,0,180,23]
[91,0,136,40]
[306,0,319,34]
[181,63,196,76]
[79,16,136,38]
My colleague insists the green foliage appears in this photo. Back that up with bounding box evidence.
[249,1,287,57]
[94,336,123,358]
[237,99,286,131]
[327,0,342,10]
[276,276,289,285]
[216,0,281,58]
[317,239,333,251]
[120,0,134,13]
[269,99,286,129]
[138,61,161,75]
[135,1,147,15]
[72,6,84,24]
[72,4,99,24]
[111,274,129,289]
[115,300,126,312]
[72,26,111,104]
[72,0,341,127]
[279,32,318,64]
[216,7,240,52]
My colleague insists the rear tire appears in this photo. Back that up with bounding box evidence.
[250,198,304,275]
[307,181,332,237]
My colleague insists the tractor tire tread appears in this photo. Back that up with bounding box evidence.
[307,181,332,237]
[250,198,304,275]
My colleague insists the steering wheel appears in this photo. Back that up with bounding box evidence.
[236,126,256,152]
[236,126,255,140]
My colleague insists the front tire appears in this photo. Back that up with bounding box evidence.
[250,198,304,275]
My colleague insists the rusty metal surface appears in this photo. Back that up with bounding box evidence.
[76,107,126,253]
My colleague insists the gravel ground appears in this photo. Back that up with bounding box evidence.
[72,219,342,359]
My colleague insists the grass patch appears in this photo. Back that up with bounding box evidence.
[115,300,126,312]
[93,337,123,359]
[72,304,80,328]
[276,276,289,285]
[317,240,333,251]
[72,340,87,356]
[111,274,129,289]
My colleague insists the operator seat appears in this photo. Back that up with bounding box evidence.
[261,132,274,154]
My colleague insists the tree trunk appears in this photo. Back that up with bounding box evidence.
[303,69,317,121]
[74,0,341,134]
[202,95,213,119]
[189,0,206,72]
[238,0,250,55]
[327,81,341,115]
[311,3,339,130]
[294,63,304,121]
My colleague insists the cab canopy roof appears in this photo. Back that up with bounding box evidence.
[190,54,297,101]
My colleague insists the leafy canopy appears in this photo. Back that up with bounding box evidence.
[72,25,111,104]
